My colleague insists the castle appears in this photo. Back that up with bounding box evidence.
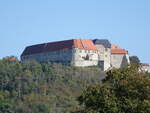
[21,39,130,71]
[139,63,150,73]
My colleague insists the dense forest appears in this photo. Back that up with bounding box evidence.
[0,58,106,113]
[0,57,149,113]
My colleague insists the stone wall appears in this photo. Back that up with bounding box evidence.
[111,54,130,69]
[21,46,130,70]
[139,65,150,73]
[21,48,99,67]
[72,48,99,67]
[95,45,111,71]
[21,49,73,65]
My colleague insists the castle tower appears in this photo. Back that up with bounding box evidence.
[93,39,111,71]
[111,45,130,69]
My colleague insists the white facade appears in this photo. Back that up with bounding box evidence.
[72,48,98,67]
[95,44,111,71]
[139,64,150,73]
[111,54,130,69]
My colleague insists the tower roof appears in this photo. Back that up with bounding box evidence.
[92,39,111,48]
[21,39,97,56]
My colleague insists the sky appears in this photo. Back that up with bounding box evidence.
[0,0,150,63]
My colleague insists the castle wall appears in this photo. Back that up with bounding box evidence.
[141,66,150,73]
[111,54,130,69]
[95,45,111,71]
[72,48,98,67]
[21,48,99,67]
[21,49,73,65]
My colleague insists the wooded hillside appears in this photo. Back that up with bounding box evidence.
[0,59,106,113]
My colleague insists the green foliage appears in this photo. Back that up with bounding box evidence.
[0,91,13,113]
[78,66,150,113]
[0,58,106,113]
[129,56,140,65]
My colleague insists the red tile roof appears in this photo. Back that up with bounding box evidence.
[4,56,17,61]
[21,39,97,56]
[111,45,128,54]
[111,45,121,49]
[140,63,149,67]
[73,39,97,50]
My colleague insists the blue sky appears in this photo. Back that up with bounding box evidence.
[0,0,150,63]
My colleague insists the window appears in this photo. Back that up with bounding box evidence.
[105,48,108,52]
[85,55,89,60]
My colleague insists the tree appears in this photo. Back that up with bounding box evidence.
[77,66,150,113]
[129,56,140,65]
[0,91,13,113]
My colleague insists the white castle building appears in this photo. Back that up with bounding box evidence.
[139,63,150,73]
[21,39,130,71]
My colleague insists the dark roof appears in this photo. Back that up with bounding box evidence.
[21,39,97,56]
[93,39,111,48]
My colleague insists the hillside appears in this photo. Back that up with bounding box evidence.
[0,59,107,113]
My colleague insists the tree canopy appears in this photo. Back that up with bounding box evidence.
[77,66,150,113]
[129,56,140,65]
